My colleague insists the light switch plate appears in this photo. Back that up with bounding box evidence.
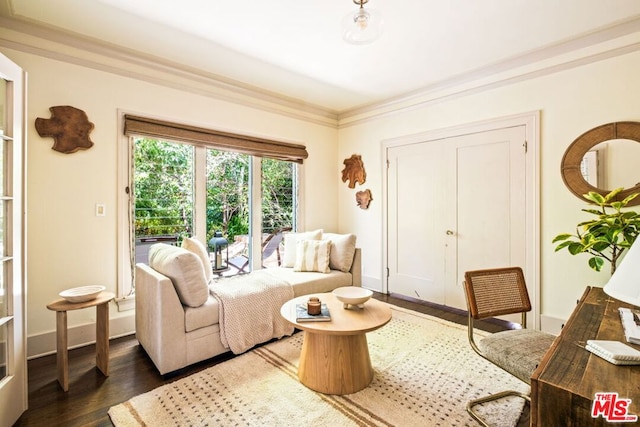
[96,203,106,217]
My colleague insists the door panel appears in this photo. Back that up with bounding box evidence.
[444,127,526,310]
[387,143,444,302]
[0,53,27,426]
[388,125,527,315]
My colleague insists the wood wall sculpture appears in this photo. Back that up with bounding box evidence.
[35,105,95,154]
[356,189,372,210]
[341,154,366,188]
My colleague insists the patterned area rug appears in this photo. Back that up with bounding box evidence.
[109,305,528,426]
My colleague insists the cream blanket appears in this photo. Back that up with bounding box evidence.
[209,270,294,354]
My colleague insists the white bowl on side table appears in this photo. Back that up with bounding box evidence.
[332,286,373,309]
[59,285,106,303]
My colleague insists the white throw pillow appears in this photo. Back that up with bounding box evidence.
[282,229,323,267]
[293,239,332,273]
[148,243,209,308]
[323,233,357,272]
[182,236,213,284]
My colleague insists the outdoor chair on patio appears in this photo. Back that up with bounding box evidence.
[228,227,292,273]
[463,267,555,427]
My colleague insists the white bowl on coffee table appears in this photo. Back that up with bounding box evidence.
[332,287,373,309]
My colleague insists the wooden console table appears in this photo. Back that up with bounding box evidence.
[531,286,640,425]
[46,292,114,391]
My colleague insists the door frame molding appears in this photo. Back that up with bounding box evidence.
[381,111,541,328]
[0,52,28,426]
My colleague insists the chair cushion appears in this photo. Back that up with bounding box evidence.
[478,328,556,384]
[282,229,322,267]
[294,239,331,273]
[323,232,357,272]
[149,243,209,308]
[182,237,213,284]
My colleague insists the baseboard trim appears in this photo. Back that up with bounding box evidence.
[362,275,382,293]
[27,313,136,359]
[540,314,566,336]
[115,295,135,312]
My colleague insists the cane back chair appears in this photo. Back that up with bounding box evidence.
[463,267,555,427]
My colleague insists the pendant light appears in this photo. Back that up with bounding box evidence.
[342,0,383,45]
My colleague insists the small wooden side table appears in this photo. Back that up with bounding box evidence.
[46,291,114,391]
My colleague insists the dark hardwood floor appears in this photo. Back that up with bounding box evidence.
[14,292,519,427]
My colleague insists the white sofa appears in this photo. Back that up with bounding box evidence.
[135,232,361,375]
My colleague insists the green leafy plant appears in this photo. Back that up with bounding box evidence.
[552,188,640,274]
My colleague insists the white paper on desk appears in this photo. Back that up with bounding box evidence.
[586,340,640,363]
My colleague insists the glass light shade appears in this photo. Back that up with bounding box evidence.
[603,238,640,306]
[342,6,383,45]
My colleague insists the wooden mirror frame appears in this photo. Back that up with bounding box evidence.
[561,121,640,206]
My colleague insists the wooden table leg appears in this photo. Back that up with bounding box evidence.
[298,332,373,395]
[55,310,69,392]
[95,301,109,376]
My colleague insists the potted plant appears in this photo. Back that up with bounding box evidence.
[552,188,640,275]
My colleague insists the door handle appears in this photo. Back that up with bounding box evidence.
[446,230,455,235]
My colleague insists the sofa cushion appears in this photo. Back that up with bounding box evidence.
[184,295,220,332]
[282,229,323,267]
[263,267,354,296]
[294,239,331,273]
[149,243,209,308]
[182,236,213,284]
[323,233,357,272]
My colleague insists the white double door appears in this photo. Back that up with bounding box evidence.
[387,125,527,310]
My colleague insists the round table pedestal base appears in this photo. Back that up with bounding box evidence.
[298,331,373,395]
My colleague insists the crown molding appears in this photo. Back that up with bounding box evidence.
[0,16,340,128]
[337,15,640,128]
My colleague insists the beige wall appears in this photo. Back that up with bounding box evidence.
[2,48,339,356]
[337,50,640,327]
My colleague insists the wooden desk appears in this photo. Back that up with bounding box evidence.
[280,293,392,395]
[46,292,114,391]
[531,287,640,425]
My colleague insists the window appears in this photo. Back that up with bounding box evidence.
[117,115,306,304]
[133,138,193,265]
[262,158,295,233]
[206,149,250,243]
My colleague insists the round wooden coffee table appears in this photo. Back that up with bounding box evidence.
[280,292,392,395]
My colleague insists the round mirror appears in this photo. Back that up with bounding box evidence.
[561,122,640,206]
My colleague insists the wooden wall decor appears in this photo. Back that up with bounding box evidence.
[35,105,95,154]
[356,189,372,209]
[341,154,366,188]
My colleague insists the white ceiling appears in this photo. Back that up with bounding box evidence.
[3,0,640,113]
